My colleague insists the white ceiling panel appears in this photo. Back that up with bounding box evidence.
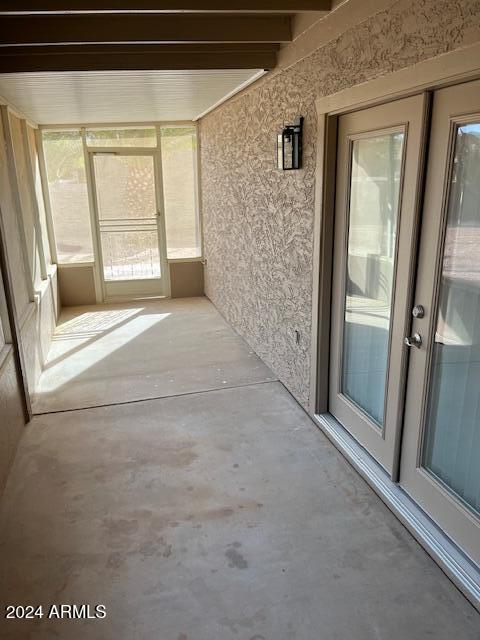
[0,69,264,124]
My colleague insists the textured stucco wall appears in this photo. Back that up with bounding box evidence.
[200,0,480,408]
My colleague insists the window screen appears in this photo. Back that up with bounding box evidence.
[42,130,94,263]
[85,128,156,147]
[28,125,52,267]
[160,127,200,259]
[10,114,42,287]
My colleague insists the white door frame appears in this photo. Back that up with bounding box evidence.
[309,42,480,610]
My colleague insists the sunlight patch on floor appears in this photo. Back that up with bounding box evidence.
[41,309,171,392]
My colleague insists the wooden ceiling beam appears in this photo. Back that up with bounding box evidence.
[0,44,279,72]
[0,2,331,12]
[0,14,292,46]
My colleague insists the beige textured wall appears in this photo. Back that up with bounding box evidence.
[58,264,96,307]
[170,261,204,298]
[200,0,480,408]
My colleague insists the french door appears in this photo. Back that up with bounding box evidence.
[90,150,168,300]
[329,80,480,566]
[401,79,480,566]
[330,94,427,475]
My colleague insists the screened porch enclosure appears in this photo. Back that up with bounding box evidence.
[41,124,201,300]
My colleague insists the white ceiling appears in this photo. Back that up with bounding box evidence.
[0,69,264,124]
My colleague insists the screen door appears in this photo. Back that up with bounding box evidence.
[91,151,167,300]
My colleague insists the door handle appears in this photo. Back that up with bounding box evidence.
[404,333,422,348]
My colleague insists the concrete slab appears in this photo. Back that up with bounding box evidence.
[33,297,276,414]
[1,382,478,639]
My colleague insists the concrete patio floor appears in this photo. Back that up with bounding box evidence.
[0,298,478,639]
[33,297,276,414]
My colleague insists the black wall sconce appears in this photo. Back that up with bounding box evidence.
[277,116,303,170]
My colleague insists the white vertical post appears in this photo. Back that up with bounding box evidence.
[194,121,203,259]
[155,124,171,298]
[81,127,104,303]
[35,128,58,265]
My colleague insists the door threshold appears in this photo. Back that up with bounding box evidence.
[313,412,480,612]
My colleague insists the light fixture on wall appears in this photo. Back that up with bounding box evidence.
[277,116,303,170]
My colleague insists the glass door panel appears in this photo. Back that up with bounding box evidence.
[92,153,165,299]
[330,94,427,474]
[401,80,480,566]
[342,132,404,427]
[422,122,480,516]
[160,127,200,259]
